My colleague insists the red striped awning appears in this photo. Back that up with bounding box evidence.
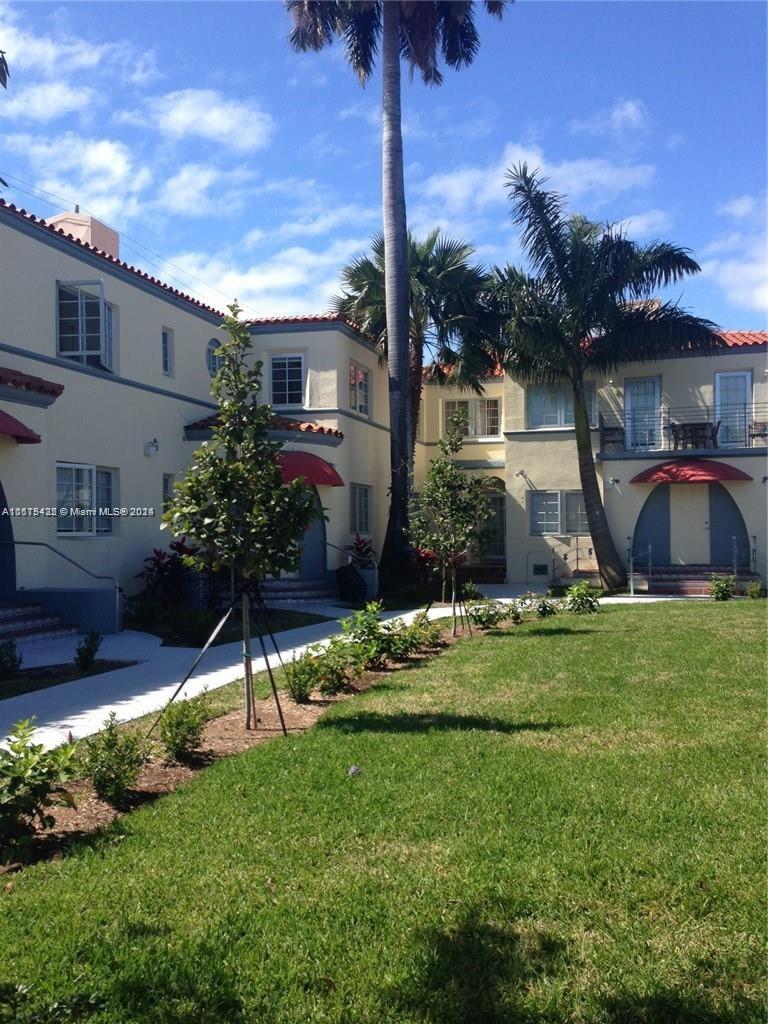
[0,409,41,444]
[629,459,753,484]
[278,451,344,487]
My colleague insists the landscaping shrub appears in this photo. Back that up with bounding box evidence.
[410,613,445,648]
[535,596,560,618]
[564,580,601,614]
[0,718,78,863]
[339,601,388,669]
[74,629,102,671]
[744,580,766,599]
[381,621,421,661]
[467,599,508,629]
[460,580,482,602]
[159,694,208,761]
[83,713,147,807]
[709,574,736,601]
[0,639,22,682]
[285,654,316,703]
[507,601,522,625]
[311,639,354,696]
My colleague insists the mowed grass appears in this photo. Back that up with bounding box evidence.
[1,602,765,1023]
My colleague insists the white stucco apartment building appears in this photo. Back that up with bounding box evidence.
[0,199,765,633]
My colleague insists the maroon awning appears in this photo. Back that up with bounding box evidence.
[0,409,41,444]
[278,451,344,487]
[630,459,753,484]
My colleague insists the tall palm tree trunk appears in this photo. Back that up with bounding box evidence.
[379,0,412,592]
[409,335,424,460]
[573,380,627,591]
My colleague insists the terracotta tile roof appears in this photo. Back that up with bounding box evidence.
[185,412,344,440]
[424,362,504,381]
[0,365,64,398]
[719,331,768,347]
[0,199,225,318]
[244,313,357,328]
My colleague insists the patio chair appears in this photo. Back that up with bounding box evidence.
[749,421,768,446]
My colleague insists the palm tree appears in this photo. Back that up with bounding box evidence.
[286,0,507,591]
[332,228,493,455]
[495,164,723,591]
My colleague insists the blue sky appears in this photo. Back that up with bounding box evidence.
[1,1,765,327]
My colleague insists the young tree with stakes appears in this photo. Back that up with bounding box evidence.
[163,303,318,730]
[409,411,492,636]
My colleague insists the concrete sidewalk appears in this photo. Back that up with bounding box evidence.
[2,593,684,749]
[1,604,423,749]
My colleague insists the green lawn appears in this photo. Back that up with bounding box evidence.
[1,602,765,1023]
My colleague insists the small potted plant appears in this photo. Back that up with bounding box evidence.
[347,534,378,598]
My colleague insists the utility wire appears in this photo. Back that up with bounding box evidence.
[0,170,259,317]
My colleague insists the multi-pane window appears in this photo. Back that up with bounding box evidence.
[271,355,304,406]
[162,329,174,376]
[350,483,372,535]
[529,490,589,535]
[206,338,223,378]
[443,398,500,437]
[57,282,115,371]
[56,463,116,535]
[527,382,596,429]
[349,361,371,416]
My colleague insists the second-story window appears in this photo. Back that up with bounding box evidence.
[349,361,370,416]
[57,282,115,372]
[271,355,303,406]
[527,382,596,429]
[162,329,174,376]
[206,338,223,377]
[444,398,500,437]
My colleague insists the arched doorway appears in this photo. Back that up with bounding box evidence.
[709,482,750,567]
[0,479,15,603]
[299,486,327,581]
[632,484,671,564]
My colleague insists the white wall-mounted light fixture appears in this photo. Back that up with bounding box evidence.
[144,438,159,457]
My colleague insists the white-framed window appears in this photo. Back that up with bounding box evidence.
[271,354,304,406]
[57,281,115,371]
[529,490,589,536]
[350,483,372,535]
[443,398,500,437]
[349,361,371,416]
[56,463,116,535]
[162,473,175,511]
[206,338,223,378]
[526,382,597,429]
[162,328,174,376]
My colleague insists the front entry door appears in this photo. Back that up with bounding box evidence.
[0,480,15,603]
[299,487,327,581]
[709,482,750,567]
[633,484,670,565]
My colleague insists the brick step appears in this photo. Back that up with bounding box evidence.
[0,603,76,642]
[459,565,507,584]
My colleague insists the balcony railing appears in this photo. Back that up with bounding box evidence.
[599,404,768,454]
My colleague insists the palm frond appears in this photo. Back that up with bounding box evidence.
[505,163,573,294]
[437,2,481,70]
[623,241,702,297]
[340,0,381,82]
[585,302,723,372]
[286,0,340,52]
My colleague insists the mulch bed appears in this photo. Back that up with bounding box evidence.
[2,638,459,877]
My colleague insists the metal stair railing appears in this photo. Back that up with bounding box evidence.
[0,540,123,628]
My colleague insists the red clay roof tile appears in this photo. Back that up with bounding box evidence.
[185,412,344,440]
[0,365,64,398]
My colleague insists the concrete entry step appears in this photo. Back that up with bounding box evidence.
[0,604,77,643]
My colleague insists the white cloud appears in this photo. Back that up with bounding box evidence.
[571,98,652,136]
[0,81,94,122]
[146,89,274,152]
[718,194,757,220]
[156,163,256,217]
[5,132,152,225]
[274,203,379,241]
[416,142,655,217]
[701,194,768,315]
[616,208,672,238]
[0,7,113,77]
[157,236,370,317]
